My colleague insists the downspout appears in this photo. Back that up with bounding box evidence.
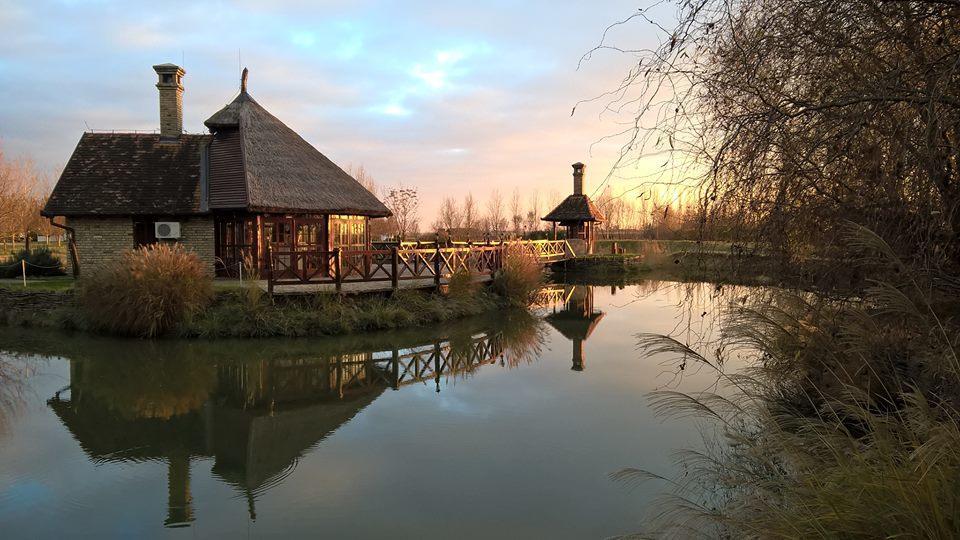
[49,218,80,277]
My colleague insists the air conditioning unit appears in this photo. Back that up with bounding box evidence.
[154,221,182,239]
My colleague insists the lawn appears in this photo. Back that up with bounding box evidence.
[0,276,76,292]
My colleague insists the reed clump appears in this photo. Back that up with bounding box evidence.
[628,227,960,539]
[492,248,544,306]
[77,244,213,337]
[447,267,480,299]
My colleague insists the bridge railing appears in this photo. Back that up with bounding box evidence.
[266,240,572,292]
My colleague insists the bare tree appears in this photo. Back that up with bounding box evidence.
[485,189,506,236]
[384,185,419,241]
[525,190,541,232]
[434,197,462,233]
[462,193,478,235]
[509,187,524,235]
[0,148,48,249]
[587,0,960,263]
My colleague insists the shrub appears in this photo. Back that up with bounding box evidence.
[78,244,213,337]
[1,247,65,278]
[447,267,479,299]
[492,249,543,306]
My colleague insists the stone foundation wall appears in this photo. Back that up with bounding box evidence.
[66,217,215,276]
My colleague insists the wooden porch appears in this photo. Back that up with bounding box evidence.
[263,239,573,294]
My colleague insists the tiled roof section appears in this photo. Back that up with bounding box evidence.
[541,194,606,223]
[204,91,392,217]
[42,133,211,217]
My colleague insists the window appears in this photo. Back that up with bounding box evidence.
[215,217,257,277]
[329,215,367,251]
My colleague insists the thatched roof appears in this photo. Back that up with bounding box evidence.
[541,194,605,223]
[204,90,391,217]
[42,133,210,217]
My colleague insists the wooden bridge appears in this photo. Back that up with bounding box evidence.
[265,239,572,294]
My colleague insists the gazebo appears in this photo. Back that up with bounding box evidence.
[541,162,605,255]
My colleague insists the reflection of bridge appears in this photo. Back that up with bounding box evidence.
[367,332,505,391]
[45,328,511,528]
[266,239,573,294]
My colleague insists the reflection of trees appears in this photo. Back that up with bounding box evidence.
[0,354,35,436]
[75,353,217,420]
[6,307,548,529]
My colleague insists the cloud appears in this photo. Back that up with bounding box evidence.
[0,0,659,218]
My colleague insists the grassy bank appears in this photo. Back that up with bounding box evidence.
[179,286,506,338]
[553,246,863,291]
[2,285,517,339]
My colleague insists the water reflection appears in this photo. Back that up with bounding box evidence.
[544,286,606,371]
[36,311,545,529]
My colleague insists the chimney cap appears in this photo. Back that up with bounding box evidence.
[572,162,585,170]
[153,63,185,74]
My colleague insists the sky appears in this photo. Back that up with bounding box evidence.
[0,0,673,220]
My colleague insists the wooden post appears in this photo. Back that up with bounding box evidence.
[391,348,400,390]
[434,342,442,393]
[265,242,274,295]
[333,247,342,293]
[391,246,399,290]
[433,243,442,289]
[21,259,26,287]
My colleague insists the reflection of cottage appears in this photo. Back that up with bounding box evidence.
[542,163,605,255]
[545,286,605,371]
[48,354,385,527]
[41,64,390,277]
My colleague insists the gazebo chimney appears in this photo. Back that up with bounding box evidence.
[153,63,185,140]
[572,162,585,195]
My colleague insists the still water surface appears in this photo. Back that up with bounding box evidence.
[0,282,747,538]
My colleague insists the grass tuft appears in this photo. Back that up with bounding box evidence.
[77,244,213,337]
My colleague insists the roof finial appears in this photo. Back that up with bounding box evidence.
[241,67,249,93]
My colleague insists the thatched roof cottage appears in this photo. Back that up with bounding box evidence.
[42,64,390,276]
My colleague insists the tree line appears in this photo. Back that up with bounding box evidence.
[0,146,58,249]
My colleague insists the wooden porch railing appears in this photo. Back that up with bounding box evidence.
[266,240,571,293]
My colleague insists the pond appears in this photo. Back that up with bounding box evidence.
[0,281,753,538]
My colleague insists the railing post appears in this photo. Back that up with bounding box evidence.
[333,247,342,293]
[433,244,442,289]
[265,243,274,295]
[498,239,505,272]
[391,246,399,290]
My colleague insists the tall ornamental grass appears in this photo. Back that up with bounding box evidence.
[492,248,543,306]
[78,244,213,337]
[625,226,960,539]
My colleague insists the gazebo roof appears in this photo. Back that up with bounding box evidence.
[541,194,605,223]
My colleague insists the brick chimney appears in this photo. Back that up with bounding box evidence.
[153,63,185,140]
[572,162,585,195]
